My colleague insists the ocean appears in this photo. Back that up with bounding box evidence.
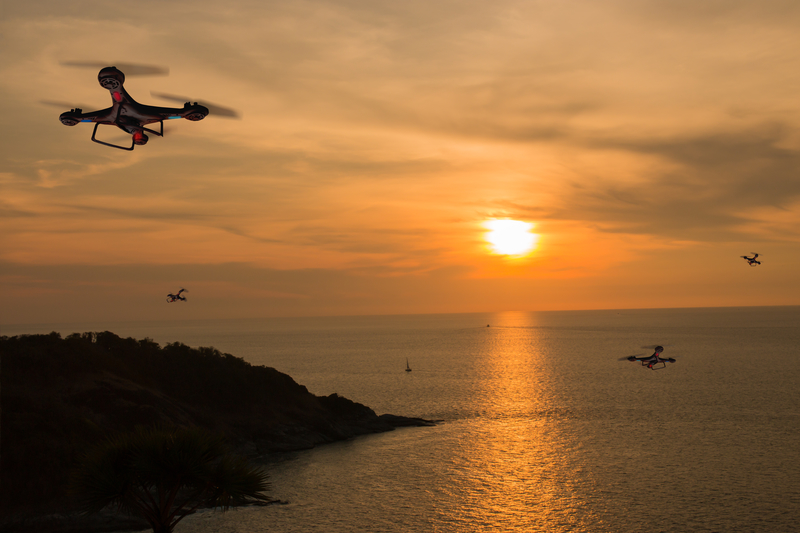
[5,307,800,532]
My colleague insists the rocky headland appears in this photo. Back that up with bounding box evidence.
[0,331,434,532]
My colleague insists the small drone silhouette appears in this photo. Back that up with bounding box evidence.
[166,288,187,303]
[741,253,761,267]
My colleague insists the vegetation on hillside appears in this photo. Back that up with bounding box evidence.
[0,331,392,523]
[72,426,270,533]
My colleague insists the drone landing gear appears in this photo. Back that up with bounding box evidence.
[649,359,675,370]
[140,121,165,137]
[90,121,164,151]
[92,123,134,150]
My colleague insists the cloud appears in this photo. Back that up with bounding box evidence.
[3,0,800,318]
[580,125,800,239]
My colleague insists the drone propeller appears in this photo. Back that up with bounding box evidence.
[151,92,240,119]
[640,344,673,350]
[60,61,169,76]
[619,353,644,361]
[40,99,90,110]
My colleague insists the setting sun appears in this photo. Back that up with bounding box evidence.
[484,220,539,256]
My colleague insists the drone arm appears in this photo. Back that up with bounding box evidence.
[59,107,113,126]
[138,102,209,122]
[80,108,113,120]
[140,121,164,137]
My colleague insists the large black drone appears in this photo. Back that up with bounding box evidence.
[57,63,237,150]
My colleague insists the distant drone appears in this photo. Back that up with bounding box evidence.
[741,253,761,267]
[166,288,187,303]
[623,345,676,370]
[55,63,237,150]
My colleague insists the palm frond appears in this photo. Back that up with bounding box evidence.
[72,427,270,532]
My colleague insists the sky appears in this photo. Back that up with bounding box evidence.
[2,0,800,325]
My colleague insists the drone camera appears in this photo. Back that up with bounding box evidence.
[132,131,149,146]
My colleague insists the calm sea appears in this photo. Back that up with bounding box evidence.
[5,307,800,532]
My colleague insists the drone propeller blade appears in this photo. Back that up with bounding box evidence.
[640,344,673,350]
[40,99,89,110]
[151,92,241,119]
[619,353,644,361]
[61,61,169,76]
[206,103,240,119]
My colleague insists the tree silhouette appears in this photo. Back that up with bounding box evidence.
[72,427,270,533]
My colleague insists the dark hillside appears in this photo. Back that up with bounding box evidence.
[0,331,432,522]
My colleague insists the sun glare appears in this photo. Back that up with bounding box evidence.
[484,220,539,256]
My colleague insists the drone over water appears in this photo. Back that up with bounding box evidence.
[166,288,187,303]
[622,345,676,370]
[54,62,238,150]
[741,253,761,267]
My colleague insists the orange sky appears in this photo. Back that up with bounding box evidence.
[2,1,800,324]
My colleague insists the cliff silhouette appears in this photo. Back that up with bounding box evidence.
[0,331,432,528]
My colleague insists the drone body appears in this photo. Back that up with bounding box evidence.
[741,253,761,266]
[166,288,188,303]
[59,67,209,150]
[625,345,676,370]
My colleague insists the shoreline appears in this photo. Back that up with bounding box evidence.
[1,421,436,533]
[0,331,437,533]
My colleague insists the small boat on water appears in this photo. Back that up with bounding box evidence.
[405,358,412,372]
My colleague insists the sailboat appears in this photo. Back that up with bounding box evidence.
[405,358,412,372]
